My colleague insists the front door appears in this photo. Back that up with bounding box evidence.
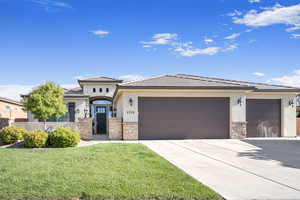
[96,106,107,134]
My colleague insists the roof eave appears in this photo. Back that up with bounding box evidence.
[254,89,300,93]
[117,86,256,90]
[21,94,90,99]
[0,98,23,106]
[64,95,90,99]
[78,80,123,84]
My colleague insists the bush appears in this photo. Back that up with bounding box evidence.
[23,130,48,148]
[49,127,80,148]
[0,126,27,144]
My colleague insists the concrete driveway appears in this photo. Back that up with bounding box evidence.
[142,139,300,200]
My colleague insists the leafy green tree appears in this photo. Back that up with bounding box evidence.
[22,82,67,129]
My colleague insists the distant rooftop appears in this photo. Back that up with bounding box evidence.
[0,96,23,106]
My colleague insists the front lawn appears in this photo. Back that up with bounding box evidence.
[0,143,222,200]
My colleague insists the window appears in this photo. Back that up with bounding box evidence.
[106,88,109,93]
[99,88,102,93]
[93,88,96,93]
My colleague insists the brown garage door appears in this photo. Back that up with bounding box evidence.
[138,97,229,140]
[246,99,281,137]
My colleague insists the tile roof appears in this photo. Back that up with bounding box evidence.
[118,74,300,92]
[78,76,123,83]
[64,87,89,98]
[175,74,300,91]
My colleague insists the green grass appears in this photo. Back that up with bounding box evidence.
[0,143,222,200]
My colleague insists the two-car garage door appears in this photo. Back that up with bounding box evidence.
[138,97,230,140]
[138,97,281,139]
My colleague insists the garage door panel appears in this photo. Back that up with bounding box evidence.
[138,97,229,139]
[246,99,281,137]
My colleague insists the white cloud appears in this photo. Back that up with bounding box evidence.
[173,44,222,57]
[119,75,145,82]
[0,85,34,101]
[253,72,265,77]
[248,0,260,3]
[291,34,300,39]
[141,33,177,45]
[223,43,238,51]
[269,70,300,87]
[248,39,256,43]
[204,38,214,44]
[91,30,110,37]
[30,0,71,9]
[226,10,242,17]
[142,33,238,57]
[225,33,241,40]
[234,3,300,32]
[0,84,77,101]
[286,26,300,32]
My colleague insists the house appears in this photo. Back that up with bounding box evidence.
[25,74,300,140]
[0,97,27,121]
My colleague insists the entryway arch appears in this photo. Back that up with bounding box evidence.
[89,97,112,136]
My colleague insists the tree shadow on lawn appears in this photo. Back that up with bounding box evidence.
[238,139,300,169]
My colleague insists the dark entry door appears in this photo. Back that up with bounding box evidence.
[138,97,230,140]
[246,99,281,137]
[68,102,75,122]
[96,106,107,134]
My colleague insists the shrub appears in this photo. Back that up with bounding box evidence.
[23,130,48,148]
[0,126,27,144]
[49,127,80,148]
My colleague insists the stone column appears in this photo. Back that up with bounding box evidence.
[231,122,247,139]
[77,118,93,140]
[109,118,122,140]
[123,122,138,140]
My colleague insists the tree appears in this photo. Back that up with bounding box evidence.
[22,82,67,129]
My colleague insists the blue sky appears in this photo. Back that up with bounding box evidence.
[0,0,300,100]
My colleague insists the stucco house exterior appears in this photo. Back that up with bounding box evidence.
[25,74,300,140]
[0,97,27,121]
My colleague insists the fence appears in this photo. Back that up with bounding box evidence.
[12,118,93,140]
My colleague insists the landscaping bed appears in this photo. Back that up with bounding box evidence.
[0,143,222,200]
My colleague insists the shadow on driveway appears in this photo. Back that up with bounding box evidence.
[239,139,300,169]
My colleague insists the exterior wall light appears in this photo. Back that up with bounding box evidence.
[129,98,133,107]
[84,108,89,118]
[237,97,243,106]
[289,99,295,107]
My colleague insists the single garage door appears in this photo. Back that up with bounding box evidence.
[138,97,229,140]
[246,99,281,137]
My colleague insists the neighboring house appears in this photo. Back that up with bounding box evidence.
[0,97,27,121]
[25,74,300,139]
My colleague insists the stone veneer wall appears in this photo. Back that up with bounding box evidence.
[231,122,247,139]
[12,118,93,140]
[123,122,138,140]
[77,118,93,140]
[109,118,122,140]
[0,118,9,130]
